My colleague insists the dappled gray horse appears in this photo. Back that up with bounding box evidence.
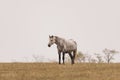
[48,35,77,64]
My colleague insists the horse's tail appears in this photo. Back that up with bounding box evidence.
[74,41,77,59]
[74,49,77,59]
[74,41,77,63]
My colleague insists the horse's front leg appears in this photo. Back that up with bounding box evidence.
[58,51,61,64]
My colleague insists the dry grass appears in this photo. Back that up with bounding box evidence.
[0,63,120,80]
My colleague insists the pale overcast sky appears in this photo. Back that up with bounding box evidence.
[0,0,120,62]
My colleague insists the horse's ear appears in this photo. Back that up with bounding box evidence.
[55,36,57,39]
[49,35,51,38]
[51,35,53,38]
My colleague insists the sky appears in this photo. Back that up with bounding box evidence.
[0,0,120,62]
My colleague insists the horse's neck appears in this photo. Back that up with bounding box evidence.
[55,36,64,46]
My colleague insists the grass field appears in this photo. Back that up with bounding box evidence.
[0,63,120,80]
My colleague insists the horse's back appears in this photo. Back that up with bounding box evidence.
[63,39,77,51]
[67,39,77,46]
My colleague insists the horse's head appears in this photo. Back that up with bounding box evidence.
[48,35,56,47]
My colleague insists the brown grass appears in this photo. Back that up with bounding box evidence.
[0,63,120,80]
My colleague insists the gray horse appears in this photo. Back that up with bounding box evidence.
[48,35,77,64]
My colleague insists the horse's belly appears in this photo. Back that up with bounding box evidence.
[63,46,76,52]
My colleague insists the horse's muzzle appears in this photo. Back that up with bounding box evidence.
[48,44,51,47]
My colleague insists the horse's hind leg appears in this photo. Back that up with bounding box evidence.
[62,52,65,64]
[68,52,74,64]
[73,50,77,64]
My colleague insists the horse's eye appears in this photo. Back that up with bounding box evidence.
[51,40,53,41]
